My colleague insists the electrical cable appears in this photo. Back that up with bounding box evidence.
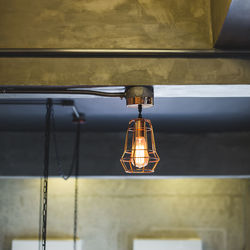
[51,100,81,249]
[51,103,78,180]
[138,104,142,118]
[0,87,125,99]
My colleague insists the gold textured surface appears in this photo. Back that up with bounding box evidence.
[210,0,232,43]
[0,0,212,49]
[1,57,250,86]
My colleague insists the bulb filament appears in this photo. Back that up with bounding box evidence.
[131,137,149,168]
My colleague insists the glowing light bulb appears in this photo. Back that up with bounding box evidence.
[132,136,149,168]
[120,117,160,173]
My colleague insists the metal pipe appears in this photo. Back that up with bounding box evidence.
[0,87,125,98]
[0,49,250,58]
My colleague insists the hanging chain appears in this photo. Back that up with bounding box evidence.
[38,177,42,250]
[39,99,52,250]
[38,99,81,250]
[73,121,80,250]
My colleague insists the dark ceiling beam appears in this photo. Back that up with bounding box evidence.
[210,0,232,44]
[0,49,250,58]
[214,0,250,49]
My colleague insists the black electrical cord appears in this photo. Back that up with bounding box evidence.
[51,100,81,250]
[51,105,78,180]
[138,104,142,118]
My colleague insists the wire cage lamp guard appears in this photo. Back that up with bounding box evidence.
[120,118,160,173]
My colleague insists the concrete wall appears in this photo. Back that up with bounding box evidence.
[1,57,250,86]
[0,0,212,49]
[1,0,250,87]
[0,178,249,250]
[1,132,250,177]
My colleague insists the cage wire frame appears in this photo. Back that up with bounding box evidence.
[120,118,160,173]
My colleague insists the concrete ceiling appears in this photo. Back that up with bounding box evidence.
[1,0,250,177]
[0,0,249,50]
[0,0,250,87]
[0,0,250,131]
[0,0,212,49]
[0,0,250,134]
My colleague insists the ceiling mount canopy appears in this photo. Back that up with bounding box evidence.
[121,86,160,173]
[125,86,154,108]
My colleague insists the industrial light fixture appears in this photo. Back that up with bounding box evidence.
[0,86,159,250]
[120,86,160,173]
[1,85,159,174]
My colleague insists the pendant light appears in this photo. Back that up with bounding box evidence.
[1,86,159,174]
[120,87,160,173]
